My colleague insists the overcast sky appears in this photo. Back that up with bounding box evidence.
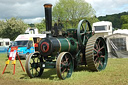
[0,0,128,23]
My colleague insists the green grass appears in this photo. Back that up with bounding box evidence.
[0,53,128,85]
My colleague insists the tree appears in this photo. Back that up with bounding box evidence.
[0,17,28,40]
[121,24,128,29]
[35,19,46,33]
[52,0,96,29]
[121,15,128,24]
[98,12,128,29]
[121,15,128,29]
[53,0,95,20]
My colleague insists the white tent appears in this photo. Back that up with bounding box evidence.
[113,29,128,35]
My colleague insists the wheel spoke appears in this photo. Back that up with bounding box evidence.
[94,54,97,56]
[84,23,87,33]
[94,57,98,63]
[32,58,35,63]
[97,40,101,49]
[36,68,39,74]
[83,35,86,45]
[37,58,39,63]
[62,68,67,77]
[61,62,65,66]
[68,63,70,66]
[80,32,85,35]
[99,46,104,51]
[100,55,105,58]
[96,43,99,50]
[95,62,99,68]
[62,68,67,73]
[94,48,98,53]
[65,56,69,62]
[100,55,105,62]
[81,24,84,31]
[31,67,33,75]
[68,68,70,71]
[99,60,103,67]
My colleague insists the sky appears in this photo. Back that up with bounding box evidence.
[0,0,128,23]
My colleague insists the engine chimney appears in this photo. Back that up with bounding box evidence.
[44,4,52,37]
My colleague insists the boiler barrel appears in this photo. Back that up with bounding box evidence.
[38,38,78,56]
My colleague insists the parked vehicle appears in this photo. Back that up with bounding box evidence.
[92,21,113,37]
[0,38,10,53]
[7,34,46,59]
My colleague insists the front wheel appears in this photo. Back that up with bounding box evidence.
[56,52,74,80]
[25,52,44,78]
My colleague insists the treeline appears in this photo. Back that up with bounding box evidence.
[98,12,128,29]
[0,17,28,40]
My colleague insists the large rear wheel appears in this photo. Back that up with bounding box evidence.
[86,36,108,71]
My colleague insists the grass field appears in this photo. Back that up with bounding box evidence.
[0,53,128,85]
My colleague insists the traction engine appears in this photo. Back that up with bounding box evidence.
[25,4,108,80]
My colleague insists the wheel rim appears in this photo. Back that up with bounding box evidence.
[26,53,29,60]
[77,19,92,47]
[56,52,74,80]
[25,52,44,78]
[86,36,108,71]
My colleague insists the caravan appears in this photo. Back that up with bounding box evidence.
[92,21,113,37]
[0,38,10,53]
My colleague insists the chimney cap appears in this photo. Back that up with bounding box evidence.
[44,4,52,8]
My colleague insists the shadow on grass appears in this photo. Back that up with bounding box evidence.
[2,72,11,74]
[40,69,58,80]
[20,68,58,80]
[74,66,91,72]
[20,66,94,80]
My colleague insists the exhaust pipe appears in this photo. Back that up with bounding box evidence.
[44,4,52,37]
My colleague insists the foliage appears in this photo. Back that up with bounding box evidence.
[35,19,46,33]
[59,17,99,30]
[98,12,128,29]
[121,15,128,24]
[0,17,28,40]
[121,15,128,29]
[121,24,128,29]
[52,0,97,29]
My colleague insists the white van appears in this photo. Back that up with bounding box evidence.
[7,34,46,59]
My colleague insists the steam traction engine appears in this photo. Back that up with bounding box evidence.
[25,4,108,80]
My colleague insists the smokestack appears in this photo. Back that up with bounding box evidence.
[44,4,52,37]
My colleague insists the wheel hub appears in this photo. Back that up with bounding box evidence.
[97,51,102,56]
[31,63,38,68]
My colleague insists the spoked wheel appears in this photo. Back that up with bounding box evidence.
[77,19,92,47]
[25,52,44,78]
[76,19,92,66]
[85,36,108,71]
[56,52,74,80]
